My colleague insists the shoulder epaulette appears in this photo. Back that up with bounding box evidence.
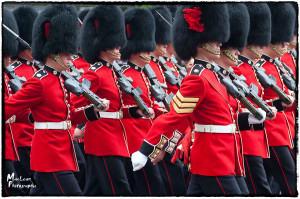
[189,64,204,76]
[89,62,103,72]
[253,59,266,68]
[71,55,80,61]
[237,60,243,67]
[120,64,130,73]
[10,61,22,70]
[33,70,48,79]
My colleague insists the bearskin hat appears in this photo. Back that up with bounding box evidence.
[79,8,90,22]
[3,8,19,57]
[291,2,298,35]
[246,3,271,46]
[222,3,250,50]
[268,3,296,43]
[120,7,156,60]
[13,6,38,52]
[31,4,79,62]
[80,5,127,64]
[172,4,230,60]
[150,6,172,45]
[166,5,177,21]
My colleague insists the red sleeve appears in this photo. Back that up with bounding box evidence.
[5,78,43,121]
[139,74,205,158]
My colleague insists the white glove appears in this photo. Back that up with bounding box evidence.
[248,108,266,124]
[131,151,148,171]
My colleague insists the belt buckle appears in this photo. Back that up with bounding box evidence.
[119,111,123,119]
[67,121,71,129]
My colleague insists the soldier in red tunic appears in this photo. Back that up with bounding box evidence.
[119,7,167,196]
[257,3,296,196]
[3,7,26,196]
[227,3,276,194]
[70,5,133,196]
[131,4,264,195]
[148,6,186,196]
[4,4,109,195]
[9,6,38,195]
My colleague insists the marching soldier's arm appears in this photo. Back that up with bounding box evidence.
[139,74,205,158]
[5,77,43,122]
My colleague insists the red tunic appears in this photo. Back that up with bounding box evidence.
[121,62,165,154]
[231,56,269,158]
[71,59,130,157]
[71,53,91,73]
[140,59,250,176]
[280,51,296,139]
[164,57,180,95]
[4,74,19,161]
[258,55,293,149]
[10,59,36,148]
[5,65,99,172]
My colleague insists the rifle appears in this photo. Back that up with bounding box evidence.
[112,61,150,115]
[61,70,105,110]
[69,61,84,81]
[170,55,187,82]
[212,63,264,120]
[252,60,292,105]
[158,56,181,88]
[143,64,174,111]
[291,48,297,59]
[228,67,275,118]
[274,58,296,88]
[4,64,26,93]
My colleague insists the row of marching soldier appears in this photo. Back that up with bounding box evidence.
[3,2,297,196]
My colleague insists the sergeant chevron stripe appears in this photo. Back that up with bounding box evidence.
[171,91,199,113]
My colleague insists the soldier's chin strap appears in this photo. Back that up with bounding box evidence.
[222,49,238,63]
[139,53,151,61]
[24,49,33,59]
[156,45,166,56]
[105,49,121,58]
[270,44,286,56]
[202,43,220,55]
[247,45,262,57]
[53,54,69,70]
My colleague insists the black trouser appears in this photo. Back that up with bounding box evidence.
[29,171,82,195]
[2,160,26,196]
[73,141,86,192]
[183,164,192,189]
[264,146,296,196]
[187,174,243,196]
[244,155,272,195]
[291,138,296,161]
[124,157,163,196]
[12,146,34,195]
[84,155,131,196]
[157,153,186,195]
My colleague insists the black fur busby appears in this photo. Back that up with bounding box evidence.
[291,2,298,35]
[268,3,296,43]
[120,7,156,60]
[150,6,172,45]
[13,6,38,52]
[172,4,230,60]
[79,8,90,22]
[166,5,177,21]
[31,4,79,62]
[246,3,271,46]
[3,8,19,57]
[80,5,127,64]
[222,3,250,50]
